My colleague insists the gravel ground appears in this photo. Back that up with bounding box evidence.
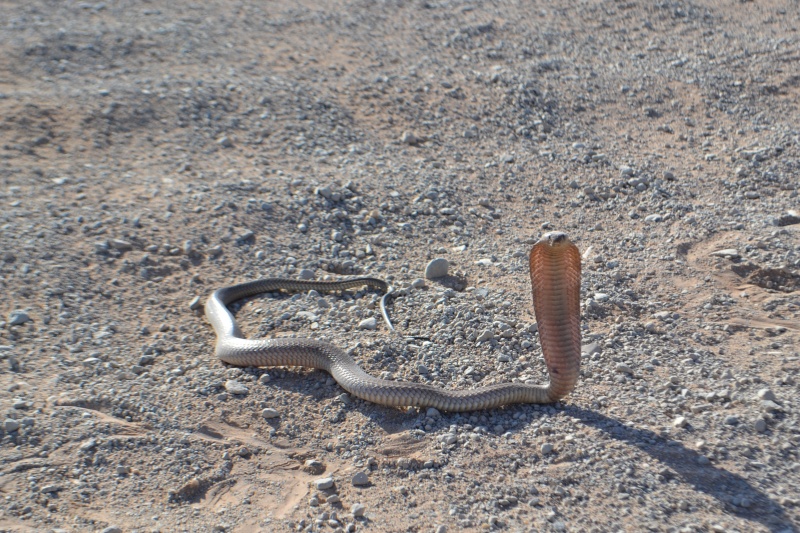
[1,1,799,532]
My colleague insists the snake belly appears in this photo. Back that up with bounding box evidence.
[204,232,581,411]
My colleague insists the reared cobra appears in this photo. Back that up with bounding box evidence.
[205,232,581,411]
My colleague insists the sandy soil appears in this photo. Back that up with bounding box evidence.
[0,1,798,532]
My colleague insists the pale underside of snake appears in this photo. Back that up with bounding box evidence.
[205,232,582,412]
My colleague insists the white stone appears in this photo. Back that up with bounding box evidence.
[261,408,279,419]
[315,477,334,490]
[425,258,449,279]
[352,471,369,486]
[358,317,377,330]
[224,380,249,395]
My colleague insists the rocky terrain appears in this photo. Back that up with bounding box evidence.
[0,0,798,532]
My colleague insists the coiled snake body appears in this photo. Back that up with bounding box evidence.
[205,232,581,411]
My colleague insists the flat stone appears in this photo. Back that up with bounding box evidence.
[261,408,279,419]
[4,419,20,432]
[581,342,601,355]
[315,477,334,490]
[724,415,740,425]
[40,484,60,494]
[540,443,554,454]
[476,329,493,343]
[352,471,369,486]
[425,258,449,279]
[224,380,249,395]
[7,311,31,326]
[358,317,377,330]
[710,249,740,259]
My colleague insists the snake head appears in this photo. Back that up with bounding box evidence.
[539,231,569,247]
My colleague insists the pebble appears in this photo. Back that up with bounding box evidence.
[358,317,377,330]
[710,249,740,259]
[351,503,366,517]
[581,343,601,356]
[261,408,279,419]
[754,418,767,433]
[7,310,31,326]
[352,472,369,486]
[224,380,249,395]
[724,415,740,425]
[315,477,334,490]
[426,407,441,417]
[299,269,315,280]
[40,485,60,494]
[325,494,340,504]
[425,258,449,279]
[476,329,494,343]
[4,419,20,432]
[411,278,426,289]
[615,363,633,375]
[644,214,663,223]
[756,388,776,402]
[216,136,233,148]
[101,527,123,533]
[189,296,203,310]
[401,131,421,146]
[435,526,446,533]
[673,416,688,428]
[540,443,554,454]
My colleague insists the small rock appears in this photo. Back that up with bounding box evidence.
[216,136,233,148]
[401,131,422,146]
[109,239,133,251]
[224,380,249,395]
[40,485,60,494]
[325,494,340,504]
[304,460,325,474]
[352,472,369,486]
[299,269,315,280]
[540,443,554,454]
[756,389,776,402]
[615,363,633,375]
[426,407,441,418]
[697,455,711,465]
[4,419,20,432]
[315,477,334,490]
[101,527,123,533]
[189,296,203,310]
[754,418,767,433]
[744,191,760,199]
[351,503,366,517]
[581,343,601,356]
[7,311,31,326]
[261,408,279,419]
[710,249,740,259]
[358,317,377,330]
[644,214,663,223]
[673,416,688,428]
[417,363,429,374]
[724,415,740,425]
[425,258,449,279]
[593,292,610,302]
[411,278,426,289]
[476,329,494,343]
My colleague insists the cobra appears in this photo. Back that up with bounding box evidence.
[205,232,581,412]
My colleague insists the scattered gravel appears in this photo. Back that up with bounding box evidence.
[0,1,797,532]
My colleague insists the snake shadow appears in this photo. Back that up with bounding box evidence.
[559,405,791,532]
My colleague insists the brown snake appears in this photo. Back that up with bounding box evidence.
[205,232,581,411]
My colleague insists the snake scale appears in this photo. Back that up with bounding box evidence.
[205,232,581,411]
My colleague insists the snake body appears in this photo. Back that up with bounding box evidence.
[205,232,581,411]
